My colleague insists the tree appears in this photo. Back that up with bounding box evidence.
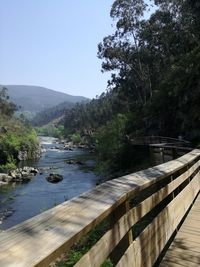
[98,0,154,107]
[0,87,16,117]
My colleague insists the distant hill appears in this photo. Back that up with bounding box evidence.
[3,85,89,112]
[31,101,76,126]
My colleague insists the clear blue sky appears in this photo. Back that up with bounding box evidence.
[0,0,114,98]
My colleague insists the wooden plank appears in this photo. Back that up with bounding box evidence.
[135,160,199,216]
[160,251,200,266]
[115,241,137,267]
[171,232,200,244]
[160,193,200,267]
[117,173,200,267]
[168,245,200,257]
[180,227,200,236]
[109,200,133,265]
[160,258,200,267]
[74,201,134,267]
[170,240,200,253]
[165,246,200,259]
[134,189,198,267]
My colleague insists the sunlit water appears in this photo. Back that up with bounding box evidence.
[0,136,100,229]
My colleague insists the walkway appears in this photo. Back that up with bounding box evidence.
[160,193,200,267]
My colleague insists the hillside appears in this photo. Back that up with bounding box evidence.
[3,85,89,112]
[31,101,76,126]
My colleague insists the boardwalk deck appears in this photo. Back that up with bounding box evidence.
[159,193,200,267]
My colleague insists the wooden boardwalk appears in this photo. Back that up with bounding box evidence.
[0,149,199,267]
[160,193,200,267]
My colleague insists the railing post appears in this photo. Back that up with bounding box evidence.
[149,145,155,165]
[109,200,133,265]
[172,148,177,159]
[160,147,165,163]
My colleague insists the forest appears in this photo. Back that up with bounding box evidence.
[62,0,200,174]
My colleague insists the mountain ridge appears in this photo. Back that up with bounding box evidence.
[2,85,89,112]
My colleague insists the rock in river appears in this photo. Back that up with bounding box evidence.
[9,167,39,183]
[65,160,84,165]
[0,209,14,224]
[46,173,63,183]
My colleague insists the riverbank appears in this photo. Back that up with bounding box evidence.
[0,137,94,188]
[0,136,100,229]
[0,117,41,172]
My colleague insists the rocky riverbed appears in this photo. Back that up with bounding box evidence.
[52,140,95,153]
[0,167,39,186]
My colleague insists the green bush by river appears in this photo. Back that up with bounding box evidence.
[0,88,40,172]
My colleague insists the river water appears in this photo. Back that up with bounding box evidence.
[0,137,100,230]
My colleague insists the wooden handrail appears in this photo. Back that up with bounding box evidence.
[0,149,199,267]
[149,144,193,150]
[150,144,194,165]
[131,136,191,146]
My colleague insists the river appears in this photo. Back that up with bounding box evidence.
[0,136,100,230]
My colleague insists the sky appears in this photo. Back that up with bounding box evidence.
[0,0,114,98]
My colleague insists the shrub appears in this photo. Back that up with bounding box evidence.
[70,132,82,144]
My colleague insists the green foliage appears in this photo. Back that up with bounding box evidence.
[35,124,65,139]
[0,126,38,169]
[0,91,39,170]
[95,114,128,167]
[0,162,16,172]
[70,132,82,144]
[101,260,113,267]
[57,251,83,267]
[15,111,36,121]
[64,91,121,135]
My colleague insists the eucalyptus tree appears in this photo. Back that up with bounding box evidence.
[98,0,154,107]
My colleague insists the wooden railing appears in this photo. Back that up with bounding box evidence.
[149,144,194,165]
[0,149,200,267]
[131,136,190,146]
